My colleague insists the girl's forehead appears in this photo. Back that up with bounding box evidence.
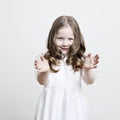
[57,25,73,33]
[59,24,71,29]
[54,26,74,39]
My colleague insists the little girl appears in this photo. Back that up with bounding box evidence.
[34,15,99,120]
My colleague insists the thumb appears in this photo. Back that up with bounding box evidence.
[40,56,46,61]
[87,53,92,57]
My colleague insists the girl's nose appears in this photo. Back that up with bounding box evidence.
[62,39,68,46]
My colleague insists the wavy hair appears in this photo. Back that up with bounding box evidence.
[44,15,86,72]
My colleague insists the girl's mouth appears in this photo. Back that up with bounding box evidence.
[60,47,69,51]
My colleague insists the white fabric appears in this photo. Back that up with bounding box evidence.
[35,57,90,120]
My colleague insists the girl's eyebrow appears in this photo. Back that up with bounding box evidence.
[68,37,74,39]
[56,37,63,38]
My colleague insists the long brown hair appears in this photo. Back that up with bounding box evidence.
[44,15,86,72]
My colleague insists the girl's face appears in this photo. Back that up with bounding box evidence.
[55,25,74,56]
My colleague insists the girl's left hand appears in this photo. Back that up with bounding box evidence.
[83,53,99,70]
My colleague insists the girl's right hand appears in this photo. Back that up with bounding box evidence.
[34,56,50,73]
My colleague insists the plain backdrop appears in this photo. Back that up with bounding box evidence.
[0,0,120,120]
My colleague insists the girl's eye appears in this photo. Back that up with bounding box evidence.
[57,37,63,40]
[68,38,74,41]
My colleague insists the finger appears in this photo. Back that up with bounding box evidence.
[95,54,99,57]
[40,56,46,61]
[84,53,91,59]
[34,61,39,66]
[34,62,39,67]
[95,54,99,59]
[35,66,39,69]
[34,60,38,63]
[35,60,42,64]
[34,63,37,66]
[87,53,92,57]
[93,61,99,65]
[93,66,97,68]
[35,65,42,70]
[93,55,99,62]
[36,68,43,73]
[94,58,99,63]
[90,65,97,69]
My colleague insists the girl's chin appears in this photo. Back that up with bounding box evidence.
[61,51,68,56]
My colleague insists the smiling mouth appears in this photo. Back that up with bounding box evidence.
[61,48,69,51]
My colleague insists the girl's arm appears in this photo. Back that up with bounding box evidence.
[34,56,50,85]
[37,71,49,85]
[82,53,99,85]
[82,68,96,84]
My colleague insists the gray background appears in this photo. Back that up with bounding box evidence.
[0,0,120,120]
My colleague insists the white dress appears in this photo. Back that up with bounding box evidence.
[35,57,90,120]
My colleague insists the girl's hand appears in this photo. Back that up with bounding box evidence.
[83,53,99,70]
[34,56,50,72]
